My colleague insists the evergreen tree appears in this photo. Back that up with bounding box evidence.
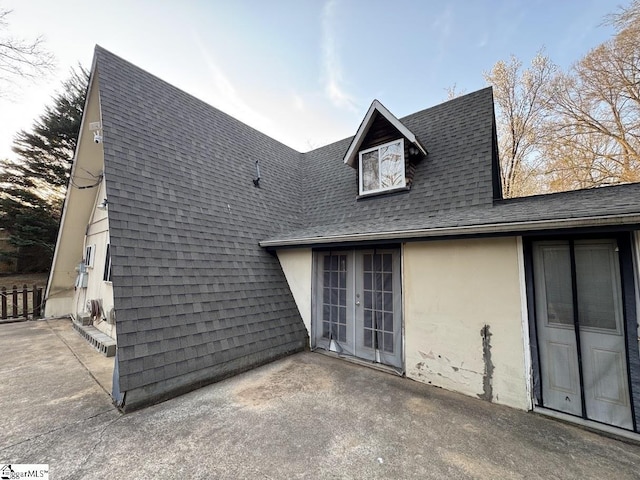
[0,67,88,271]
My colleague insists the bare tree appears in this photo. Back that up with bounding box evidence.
[484,52,556,197]
[0,8,54,95]
[444,83,466,101]
[544,1,640,189]
[605,0,640,34]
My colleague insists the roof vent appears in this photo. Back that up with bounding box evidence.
[253,160,261,188]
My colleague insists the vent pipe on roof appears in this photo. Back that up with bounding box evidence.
[253,160,261,188]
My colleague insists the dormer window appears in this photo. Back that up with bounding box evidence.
[343,100,427,198]
[359,139,406,195]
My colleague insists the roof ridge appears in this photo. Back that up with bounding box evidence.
[94,45,303,158]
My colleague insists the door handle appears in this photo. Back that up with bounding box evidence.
[356,300,360,306]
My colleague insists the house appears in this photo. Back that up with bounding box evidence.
[46,46,640,437]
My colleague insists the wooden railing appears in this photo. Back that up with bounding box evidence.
[1,284,43,320]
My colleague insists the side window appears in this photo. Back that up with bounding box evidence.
[103,244,112,282]
[85,244,96,268]
[359,139,405,195]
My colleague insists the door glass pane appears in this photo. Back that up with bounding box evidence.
[540,245,574,326]
[383,312,393,332]
[364,309,372,328]
[339,325,346,342]
[364,291,372,309]
[383,292,393,310]
[362,253,394,354]
[374,293,382,311]
[383,273,392,291]
[382,253,392,272]
[383,333,394,353]
[330,288,338,305]
[364,330,372,348]
[575,244,618,330]
[373,254,382,271]
[322,253,348,342]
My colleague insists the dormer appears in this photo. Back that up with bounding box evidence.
[343,100,427,197]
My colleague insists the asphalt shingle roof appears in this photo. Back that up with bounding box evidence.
[300,88,499,227]
[93,45,640,405]
[95,47,308,399]
[262,88,640,246]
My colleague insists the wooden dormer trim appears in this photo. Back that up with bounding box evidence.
[343,99,427,168]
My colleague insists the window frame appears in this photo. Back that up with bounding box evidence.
[85,244,96,268]
[358,138,406,196]
[103,243,112,282]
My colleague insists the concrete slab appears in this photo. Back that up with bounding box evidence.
[2,320,640,479]
[48,318,114,393]
[0,319,115,450]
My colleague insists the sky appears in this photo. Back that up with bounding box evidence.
[0,0,619,159]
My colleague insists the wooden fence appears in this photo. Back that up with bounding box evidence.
[1,284,43,320]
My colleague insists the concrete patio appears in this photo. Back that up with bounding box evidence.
[2,318,640,479]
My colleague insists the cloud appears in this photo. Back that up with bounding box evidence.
[192,33,273,133]
[431,6,453,38]
[292,93,305,112]
[321,0,357,112]
[431,5,454,61]
[477,33,489,48]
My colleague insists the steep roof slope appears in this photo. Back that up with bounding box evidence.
[302,88,499,225]
[95,47,308,405]
[262,88,500,244]
[261,88,640,246]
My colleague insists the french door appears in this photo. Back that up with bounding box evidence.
[313,249,403,370]
[533,239,633,429]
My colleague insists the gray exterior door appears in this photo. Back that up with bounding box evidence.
[313,252,354,356]
[533,240,633,430]
[313,249,403,370]
[354,250,403,369]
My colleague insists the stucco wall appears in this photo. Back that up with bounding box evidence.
[276,248,312,336]
[45,74,104,318]
[71,178,115,339]
[403,237,528,410]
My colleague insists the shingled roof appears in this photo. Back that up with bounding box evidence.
[276,87,502,246]
[95,47,308,408]
[91,45,640,408]
[261,88,640,247]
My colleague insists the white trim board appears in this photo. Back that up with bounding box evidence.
[534,407,640,444]
[516,236,533,410]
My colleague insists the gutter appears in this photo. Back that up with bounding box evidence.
[260,213,640,248]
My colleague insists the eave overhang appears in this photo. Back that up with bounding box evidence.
[260,213,640,248]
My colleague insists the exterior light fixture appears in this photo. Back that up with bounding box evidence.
[97,198,108,210]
